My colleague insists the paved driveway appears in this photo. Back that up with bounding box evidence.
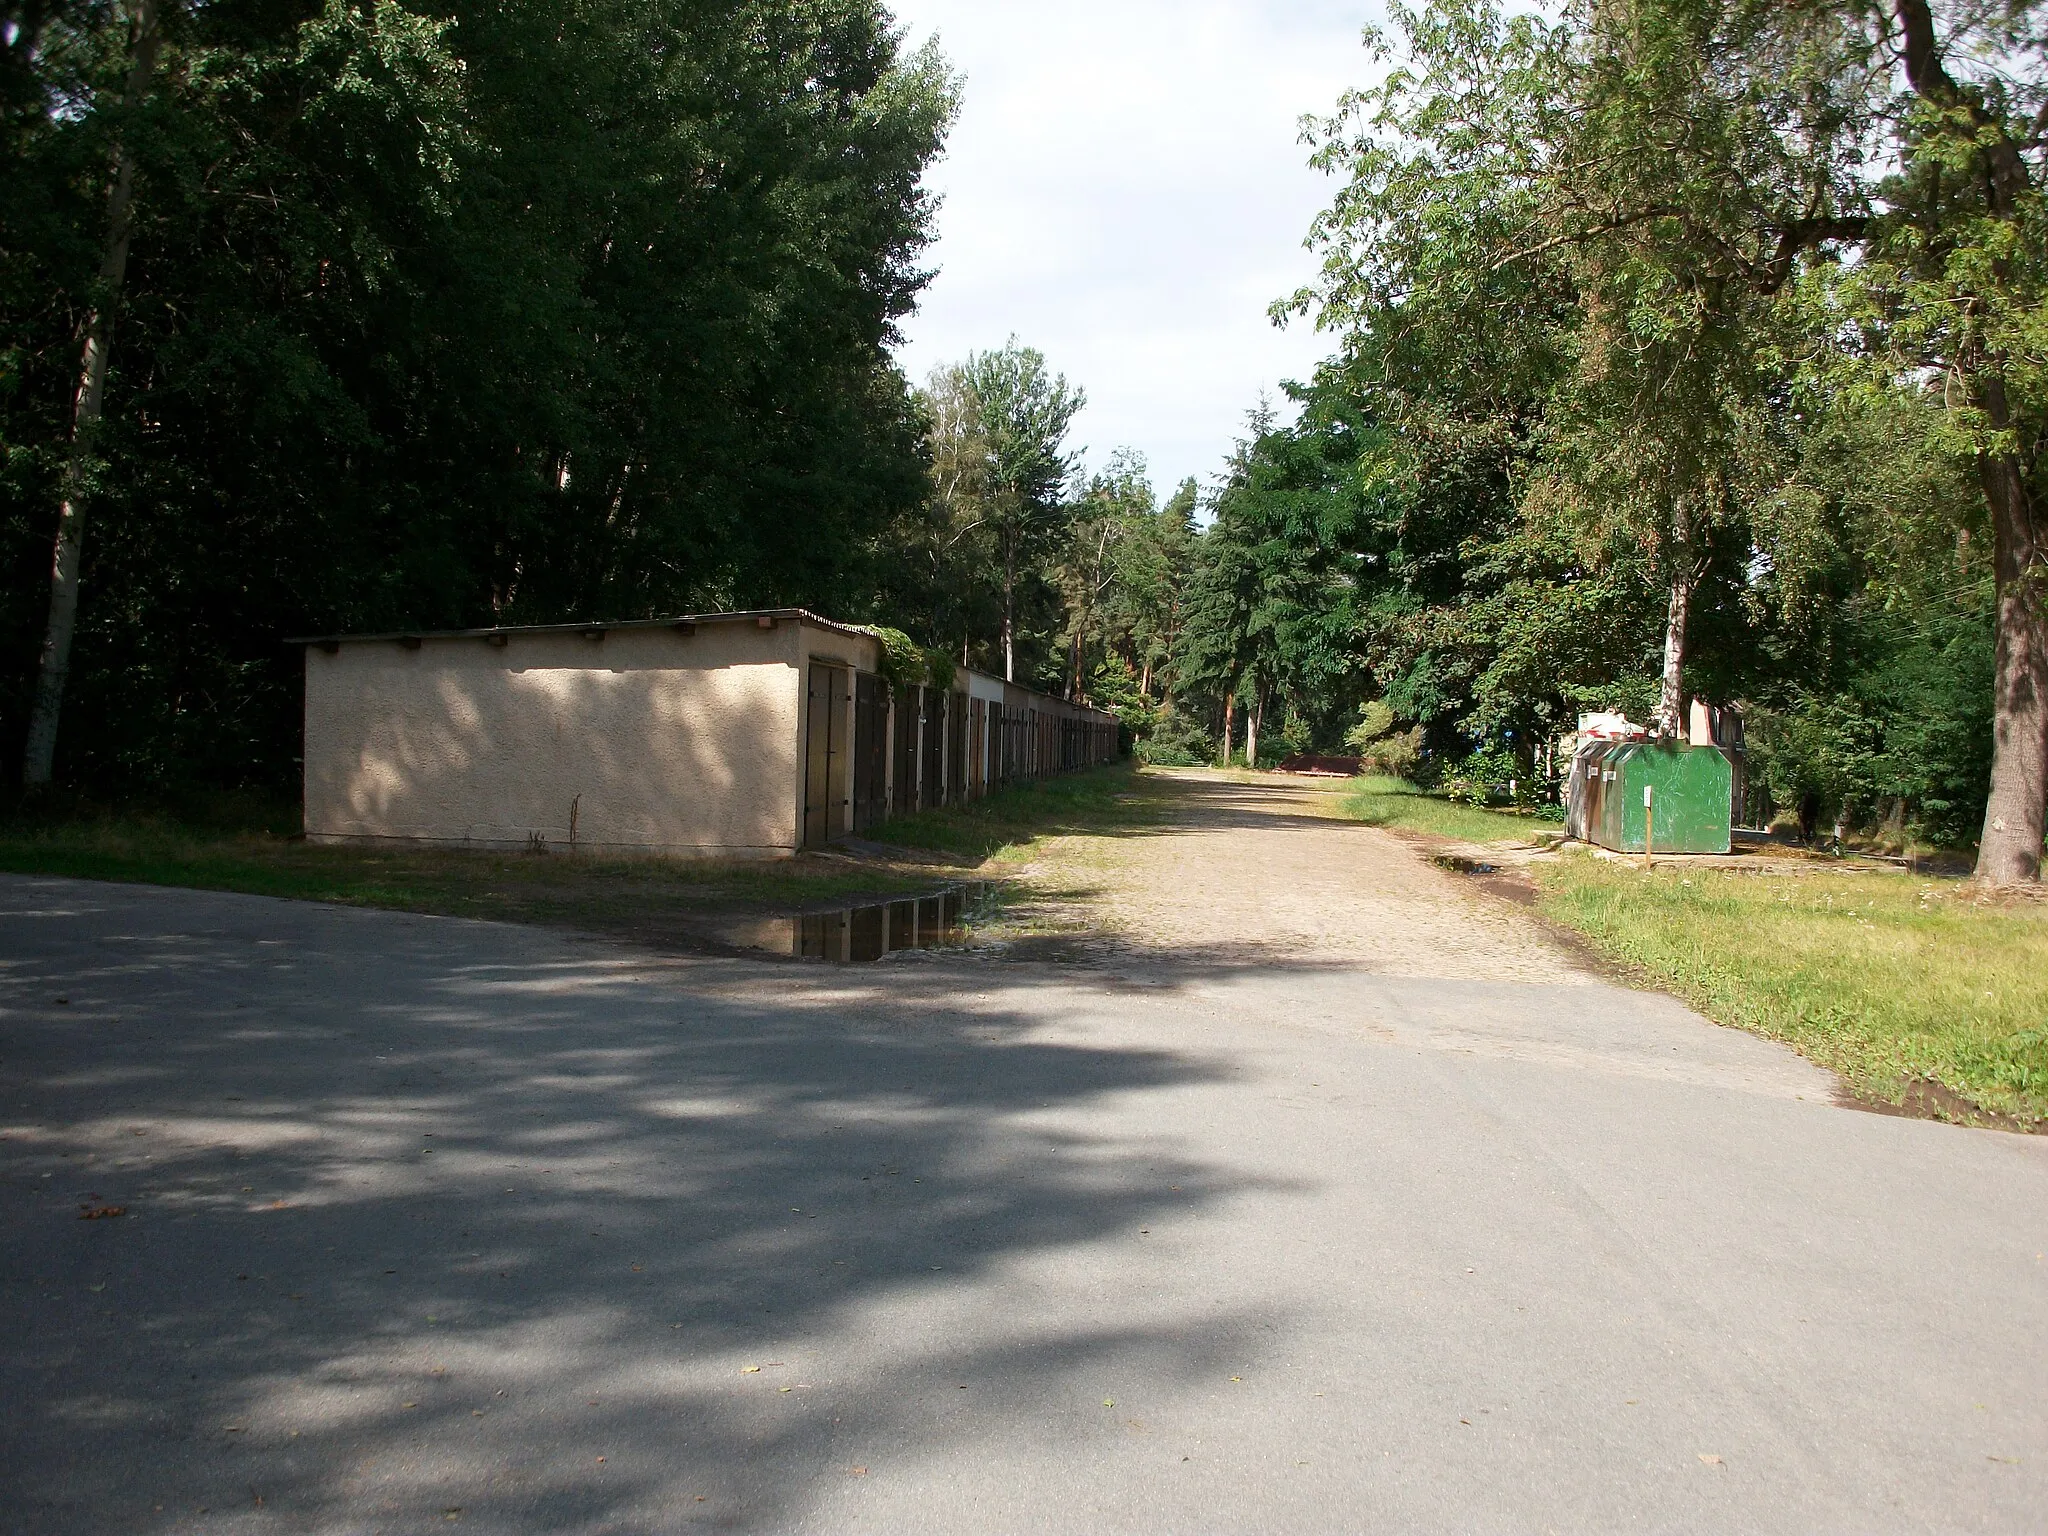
[2,799,2044,1533]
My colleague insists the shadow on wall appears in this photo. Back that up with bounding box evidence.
[0,880,1288,1531]
[309,639,799,855]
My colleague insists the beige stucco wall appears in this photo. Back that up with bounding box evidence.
[303,620,869,857]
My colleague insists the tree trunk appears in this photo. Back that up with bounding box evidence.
[1139,658,1151,699]
[21,0,163,788]
[1888,0,2045,882]
[1657,575,1691,741]
[1974,396,2047,883]
[1246,690,1262,770]
[1001,540,1015,683]
[1221,692,1235,768]
[1656,495,1694,741]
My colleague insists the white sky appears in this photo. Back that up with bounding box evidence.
[887,1,1386,502]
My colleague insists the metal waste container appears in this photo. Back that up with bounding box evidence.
[1577,742,1732,854]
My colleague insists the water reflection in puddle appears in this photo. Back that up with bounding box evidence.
[720,886,993,963]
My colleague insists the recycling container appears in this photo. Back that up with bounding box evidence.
[1586,742,1732,855]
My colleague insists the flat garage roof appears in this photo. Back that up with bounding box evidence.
[287,608,873,649]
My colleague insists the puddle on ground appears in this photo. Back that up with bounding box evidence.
[715,885,995,963]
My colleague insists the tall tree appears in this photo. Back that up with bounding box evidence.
[1128,477,1200,701]
[1290,0,2044,878]
[874,363,1001,660]
[957,341,1084,680]
[1835,0,2047,881]
[1058,448,1152,699]
[2,0,956,791]
[19,0,164,786]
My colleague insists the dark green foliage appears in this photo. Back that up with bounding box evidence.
[1236,0,2034,848]
[1134,707,1210,768]
[1171,392,1376,752]
[1749,587,1996,846]
[2,0,955,791]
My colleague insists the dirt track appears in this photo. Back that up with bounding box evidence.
[1012,768,1587,985]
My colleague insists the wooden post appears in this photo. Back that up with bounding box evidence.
[1644,785,1655,871]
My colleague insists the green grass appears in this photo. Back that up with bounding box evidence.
[1336,773,2047,1124]
[1536,857,2048,1124]
[0,765,1164,940]
[0,801,938,940]
[1341,774,1551,843]
[867,762,1174,862]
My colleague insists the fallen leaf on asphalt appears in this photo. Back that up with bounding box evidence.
[78,1206,125,1220]
[1698,1454,1723,1465]
[742,1367,762,1374]
[1103,1399,1115,1408]
[848,1467,868,1477]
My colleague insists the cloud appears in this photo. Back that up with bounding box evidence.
[889,1,1386,498]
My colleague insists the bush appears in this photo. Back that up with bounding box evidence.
[1364,726,1424,778]
[1441,746,1519,806]
[856,626,955,694]
[1089,657,1157,738]
[1139,706,1213,767]
[1345,700,1424,777]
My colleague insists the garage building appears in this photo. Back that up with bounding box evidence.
[296,609,1119,858]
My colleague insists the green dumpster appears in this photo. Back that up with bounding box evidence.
[1589,742,1731,855]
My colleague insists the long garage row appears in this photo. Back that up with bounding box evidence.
[297,608,1120,859]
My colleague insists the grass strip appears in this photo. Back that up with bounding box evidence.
[1534,858,2048,1123]
[0,763,1164,936]
[0,807,936,934]
[1337,774,2047,1124]
[1341,774,1551,842]
[866,762,1174,862]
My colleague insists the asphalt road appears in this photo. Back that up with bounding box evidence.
[2,867,2044,1534]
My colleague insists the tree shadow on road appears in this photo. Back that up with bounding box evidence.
[0,880,1297,1532]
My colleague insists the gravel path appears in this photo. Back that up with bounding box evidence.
[1028,769,1585,983]
[3,778,2045,1534]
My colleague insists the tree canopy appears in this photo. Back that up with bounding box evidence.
[6,0,2041,881]
[3,0,956,787]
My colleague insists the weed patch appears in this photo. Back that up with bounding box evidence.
[868,763,1173,862]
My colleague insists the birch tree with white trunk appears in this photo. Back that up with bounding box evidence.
[21,0,165,788]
